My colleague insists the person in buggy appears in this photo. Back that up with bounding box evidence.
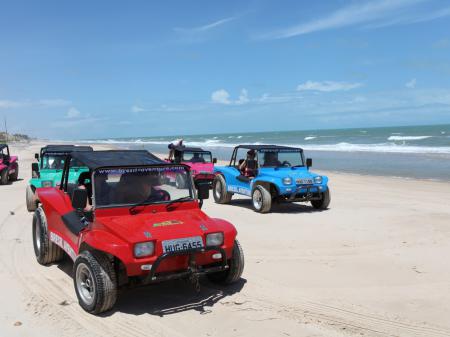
[239,149,258,178]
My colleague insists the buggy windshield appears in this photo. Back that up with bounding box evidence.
[258,149,304,168]
[93,165,193,208]
[42,154,84,170]
[182,151,212,163]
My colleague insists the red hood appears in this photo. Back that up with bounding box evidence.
[94,207,233,244]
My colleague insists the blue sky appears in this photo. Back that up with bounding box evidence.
[1,0,450,139]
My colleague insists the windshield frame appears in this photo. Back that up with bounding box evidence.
[92,164,195,210]
[257,148,305,168]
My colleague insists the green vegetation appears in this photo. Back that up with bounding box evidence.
[0,132,31,142]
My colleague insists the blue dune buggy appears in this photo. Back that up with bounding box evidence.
[213,145,330,213]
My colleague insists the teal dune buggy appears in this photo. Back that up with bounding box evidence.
[26,145,93,211]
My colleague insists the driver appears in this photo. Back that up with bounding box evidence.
[191,152,204,163]
[116,173,169,204]
[263,152,281,167]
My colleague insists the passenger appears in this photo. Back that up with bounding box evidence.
[94,173,110,206]
[263,152,281,167]
[239,150,258,178]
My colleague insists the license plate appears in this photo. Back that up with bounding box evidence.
[162,236,204,253]
[295,178,313,185]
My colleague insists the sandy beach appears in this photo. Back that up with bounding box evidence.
[1,140,450,337]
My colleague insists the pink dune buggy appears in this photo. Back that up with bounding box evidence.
[166,145,217,189]
[0,144,19,184]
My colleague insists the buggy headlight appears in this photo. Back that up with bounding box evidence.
[134,242,155,258]
[314,176,323,184]
[206,232,224,246]
[42,180,53,187]
[282,177,292,185]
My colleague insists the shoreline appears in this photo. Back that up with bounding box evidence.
[23,139,450,183]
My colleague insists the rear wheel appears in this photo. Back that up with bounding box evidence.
[0,169,8,185]
[208,240,244,284]
[32,207,64,265]
[311,188,331,210]
[26,185,37,212]
[252,185,272,213]
[9,164,18,181]
[212,175,232,204]
[175,173,186,189]
[74,251,117,314]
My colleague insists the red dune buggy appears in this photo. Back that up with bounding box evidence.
[33,150,244,314]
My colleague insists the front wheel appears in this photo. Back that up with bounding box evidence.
[208,240,244,284]
[252,185,272,213]
[311,188,331,210]
[73,251,117,314]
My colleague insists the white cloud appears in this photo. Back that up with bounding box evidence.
[237,89,249,104]
[259,0,436,39]
[174,17,235,34]
[297,81,363,92]
[0,100,27,109]
[0,98,71,109]
[405,78,417,88]
[66,107,80,118]
[211,88,250,105]
[131,105,146,113]
[211,89,231,104]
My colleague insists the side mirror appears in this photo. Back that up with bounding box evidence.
[34,153,39,160]
[31,163,40,178]
[197,183,210,200]
[306,158,312,169]
[71,188,88,210]
[212,158,217,164]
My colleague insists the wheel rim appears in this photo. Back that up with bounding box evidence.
[34,221,41,252]
[253,189,262,210]
[214,180,222,199]
[76,263,96,306]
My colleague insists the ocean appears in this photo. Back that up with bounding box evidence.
[81,124,450,181]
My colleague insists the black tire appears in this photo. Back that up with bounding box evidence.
[208,240,244,284]
[26,185,37,212]
[32,207,64,265]
[212,175,232,204]
[0,169,8,185]
[311,188,331,210]
[73,251,117,314]
[251,185,272,213]
[175,173,186,189]
[9,163,18,181]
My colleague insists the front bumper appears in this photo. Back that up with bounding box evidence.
[193,173,216,187]
[280,185,327,202]
[143,246,228,284]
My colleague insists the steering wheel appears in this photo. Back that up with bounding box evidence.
[282,161,291,167]
[148,190,171,201]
